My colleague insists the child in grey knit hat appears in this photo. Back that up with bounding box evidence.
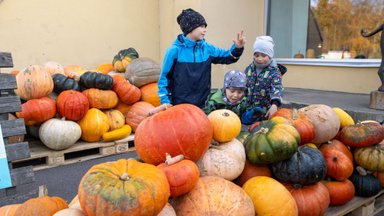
[244,36,287,120]
[158,8,246,109]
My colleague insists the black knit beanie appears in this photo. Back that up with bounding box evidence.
[177,8,207,35]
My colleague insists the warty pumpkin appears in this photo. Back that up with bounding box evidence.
[14,196,68,216]
[112,75,141,105]
[339,121,384,147]
[56,90,89,121]
[77,108,110,142]
[82,88,118,109]
[207,109,242,142]
[16,97,56,126]
[78,159,170,216]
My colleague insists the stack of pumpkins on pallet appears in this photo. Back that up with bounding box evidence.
[1,103,383,216]
[10,48,162,151]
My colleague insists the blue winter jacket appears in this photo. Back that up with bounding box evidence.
[158,34,244,108]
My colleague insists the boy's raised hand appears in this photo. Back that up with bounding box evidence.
[233,30,246,48]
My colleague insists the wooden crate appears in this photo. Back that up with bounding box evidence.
[0,53,38,206]
[12,135,135,171]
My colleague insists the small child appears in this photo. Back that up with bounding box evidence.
[245,36,286,120]
[203,70,264,125]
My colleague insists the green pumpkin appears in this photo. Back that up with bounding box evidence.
[350,167,381,197]
[354,145,384,172]
[244,120,300,164]
[52,73,81,94]
[79,71,113,90]
[272,145,326,185]
[112,47,139,72]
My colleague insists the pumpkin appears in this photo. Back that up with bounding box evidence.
[43,61,65,75]
[6,113,25,144]
[242,176,298,216]
[112,75,141,105]
[39,118,81,150]
[350,167,381,197]
[172,176,255,216]
[319,139,353,162]
[78,71,113,90]
[78,159,169,216]
[135,104,213,165]
[15,65,54,100]
[354,144,384,172]
[272,108,316,144]
[14,196,68,216]
[82,88,118,109]
[53,208,86,216]
[332,107,355,128]
[125,58,161,87]
[64,65,86,78]
[157,154,199,197]
[52,74,81,94]
[56,90,89,121]
[322,179,355,206]
[373,171,384,187]
[0,204,20,215]
[299,104,340,144]
[112,48,139,72]
[140,82,160,106]
[244,120,300,164]
[113,101,131,116]
[284,183,330,216]
[16,97,56,126]
[196,138,246,181]
[320,146,353,181]
[272,145,327,185]
[104,109,125,130]
[95,63,114,74]
[68,195,82,210]
[102,124,132,141]
[77,108,110,142]
[339,122,384,147]
[125,101,155,131]
[234,159,272,186]
[158,203,176,216]
[207,109,241,142]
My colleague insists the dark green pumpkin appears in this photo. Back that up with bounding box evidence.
[244,120,300,164]
[52,73,81,94]
[79,72,113,90]
[350,168,381,197]
[272,145,327,185]
[354,145,384,172]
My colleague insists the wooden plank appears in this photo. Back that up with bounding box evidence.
[10,166,35,186]
[5,142,30,161]
[0,96,21,114]
[0,119,26,138]
[0,73,17,90]
[0,52,13,68]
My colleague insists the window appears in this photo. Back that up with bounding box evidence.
[267,0,383,61]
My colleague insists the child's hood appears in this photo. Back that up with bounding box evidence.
[173,34,205,48]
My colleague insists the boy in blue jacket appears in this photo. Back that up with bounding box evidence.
[158,8,245,108]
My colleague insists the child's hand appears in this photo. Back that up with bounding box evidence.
[266,104,278,119]
[233,30,246,48]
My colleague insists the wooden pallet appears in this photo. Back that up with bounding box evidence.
[12,135,135,171]
[325,190,384,216]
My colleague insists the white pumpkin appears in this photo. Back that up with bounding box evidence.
[197,138,246,181]
[39,118,81,150]
[53,208,86,216]
[157,203,176,216]
[299,104,340,144]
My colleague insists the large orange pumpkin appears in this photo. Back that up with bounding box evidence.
[14,196,68,216]
[125,101,155,131]
[16,97,56,126]
[207,109,241,142]
[112,75,141,105]
[15,65,54,100]
[56,90,89,121]
[135,104,213,165]
[77,108,110,142]
[140,82,160,106]
[171,176,254,216]
[0,204,20,215]
[78,159,170,216]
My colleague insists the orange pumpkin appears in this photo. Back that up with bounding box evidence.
[112,75,141,105]
[56,90,89,121]
[0,204,20,215]
[16,97,56,126]
[140,82,160,106]
[43,61,65,75]
[64,65,86,78]
[157,154,199,197]
[125,101,154,131]
[14,196,68,216]
[113,101,131,116]
[135,104,213,165]
[82,88,118,109]
[235,159,272,186]
[322,179,355,206]
[95,63,114,74]
[172,176,255,215]
[104,109,125,130]
[77,108,110,142]
[78,159,170,216]
[207,109,241,142]
[320,147,354,181]
[319,139,353,161]
[15,65,54,100]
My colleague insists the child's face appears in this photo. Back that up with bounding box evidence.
[187,25,207,41]
[253,52,270,65]
[225,88,245,104]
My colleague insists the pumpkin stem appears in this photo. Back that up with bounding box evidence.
[356,166,367,176]
[119,173,129,181]
[256,127,269,134]
[292,109,298,120]
[332,156,338,162]
[148,104,172,116]
[222,112,230,117]
[165,153,184,165]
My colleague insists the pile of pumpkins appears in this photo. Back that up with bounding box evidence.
[11,48,164,150]
[1,102,383,216]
